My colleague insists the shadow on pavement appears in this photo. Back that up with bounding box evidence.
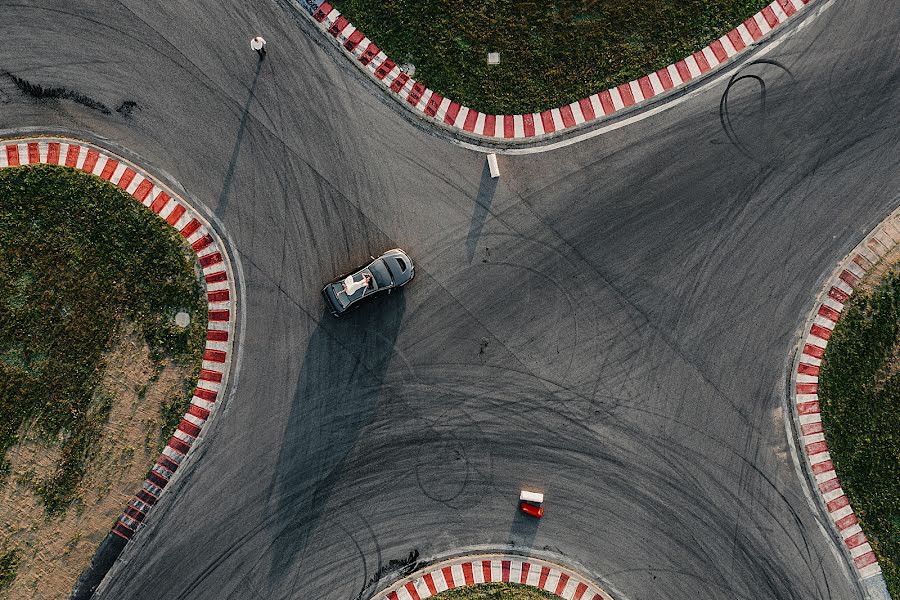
[215,56,264,218]
[265,291,407,586]
[507,504,539,550]
[68,531,128,600]
[466,160,498,263]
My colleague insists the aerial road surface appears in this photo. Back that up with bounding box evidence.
[0,0,897,598]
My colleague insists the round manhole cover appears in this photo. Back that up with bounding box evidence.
[174,311,191,328]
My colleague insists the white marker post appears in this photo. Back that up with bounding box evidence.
[520,490,544,503]
[487,153,500,178]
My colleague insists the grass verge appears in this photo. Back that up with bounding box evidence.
[426,582,563,600]
[0,163,208,596]
[329,0,772,114]
[819,262,899,596]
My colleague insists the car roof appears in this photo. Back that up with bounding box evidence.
[330,269,375,308]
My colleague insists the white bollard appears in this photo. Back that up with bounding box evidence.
[487,153,500,178]
[520,490,544,503]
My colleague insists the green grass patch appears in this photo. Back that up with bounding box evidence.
[0,164,207,515]
[426,582,563,600]
[819,265,899,596]
[0,547,20,590]
[158,391,192,454]
[328,0,771,114]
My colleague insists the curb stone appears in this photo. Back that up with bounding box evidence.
[789,206,900,600]
[374,554,615,600]
[297,0,817,144]
[0,137,238,593]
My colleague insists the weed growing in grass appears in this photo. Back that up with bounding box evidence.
[0,547,20,589]
[32,394,113,515]
[158,392,190,454]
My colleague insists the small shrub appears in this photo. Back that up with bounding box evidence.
[0,547,21,589]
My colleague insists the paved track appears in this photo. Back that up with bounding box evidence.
[1,1,898,599]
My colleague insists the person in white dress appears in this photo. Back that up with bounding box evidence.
[251,36,267,58]
[342,273,371,296]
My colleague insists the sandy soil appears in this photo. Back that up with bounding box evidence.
[857,244,900,294]
[0,326,192,599]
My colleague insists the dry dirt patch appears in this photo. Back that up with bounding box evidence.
[0,326,192,600]
[857,245,900,294]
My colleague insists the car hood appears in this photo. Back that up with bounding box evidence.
[382,253,414,285]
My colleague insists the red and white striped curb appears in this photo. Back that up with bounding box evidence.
[374,555,613,600]
[792,209,900,581]
[0,137,236,542]
[305,0,815,142]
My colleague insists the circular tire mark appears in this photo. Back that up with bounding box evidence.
[413,407,494,510]
[720,59,797,163]
[415,434,472,504]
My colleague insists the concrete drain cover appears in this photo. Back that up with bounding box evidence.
[174,311,191,328]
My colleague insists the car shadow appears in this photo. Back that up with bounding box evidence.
[264,291,407,585]
[507,502,540,550]
[466,160,498,263]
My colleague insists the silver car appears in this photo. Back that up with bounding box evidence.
[321,248,414,316]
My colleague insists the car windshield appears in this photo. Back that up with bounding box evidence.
[369,259,392,288]
[384,256,406,280]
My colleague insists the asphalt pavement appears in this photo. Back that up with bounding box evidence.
[1,1,898,599]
